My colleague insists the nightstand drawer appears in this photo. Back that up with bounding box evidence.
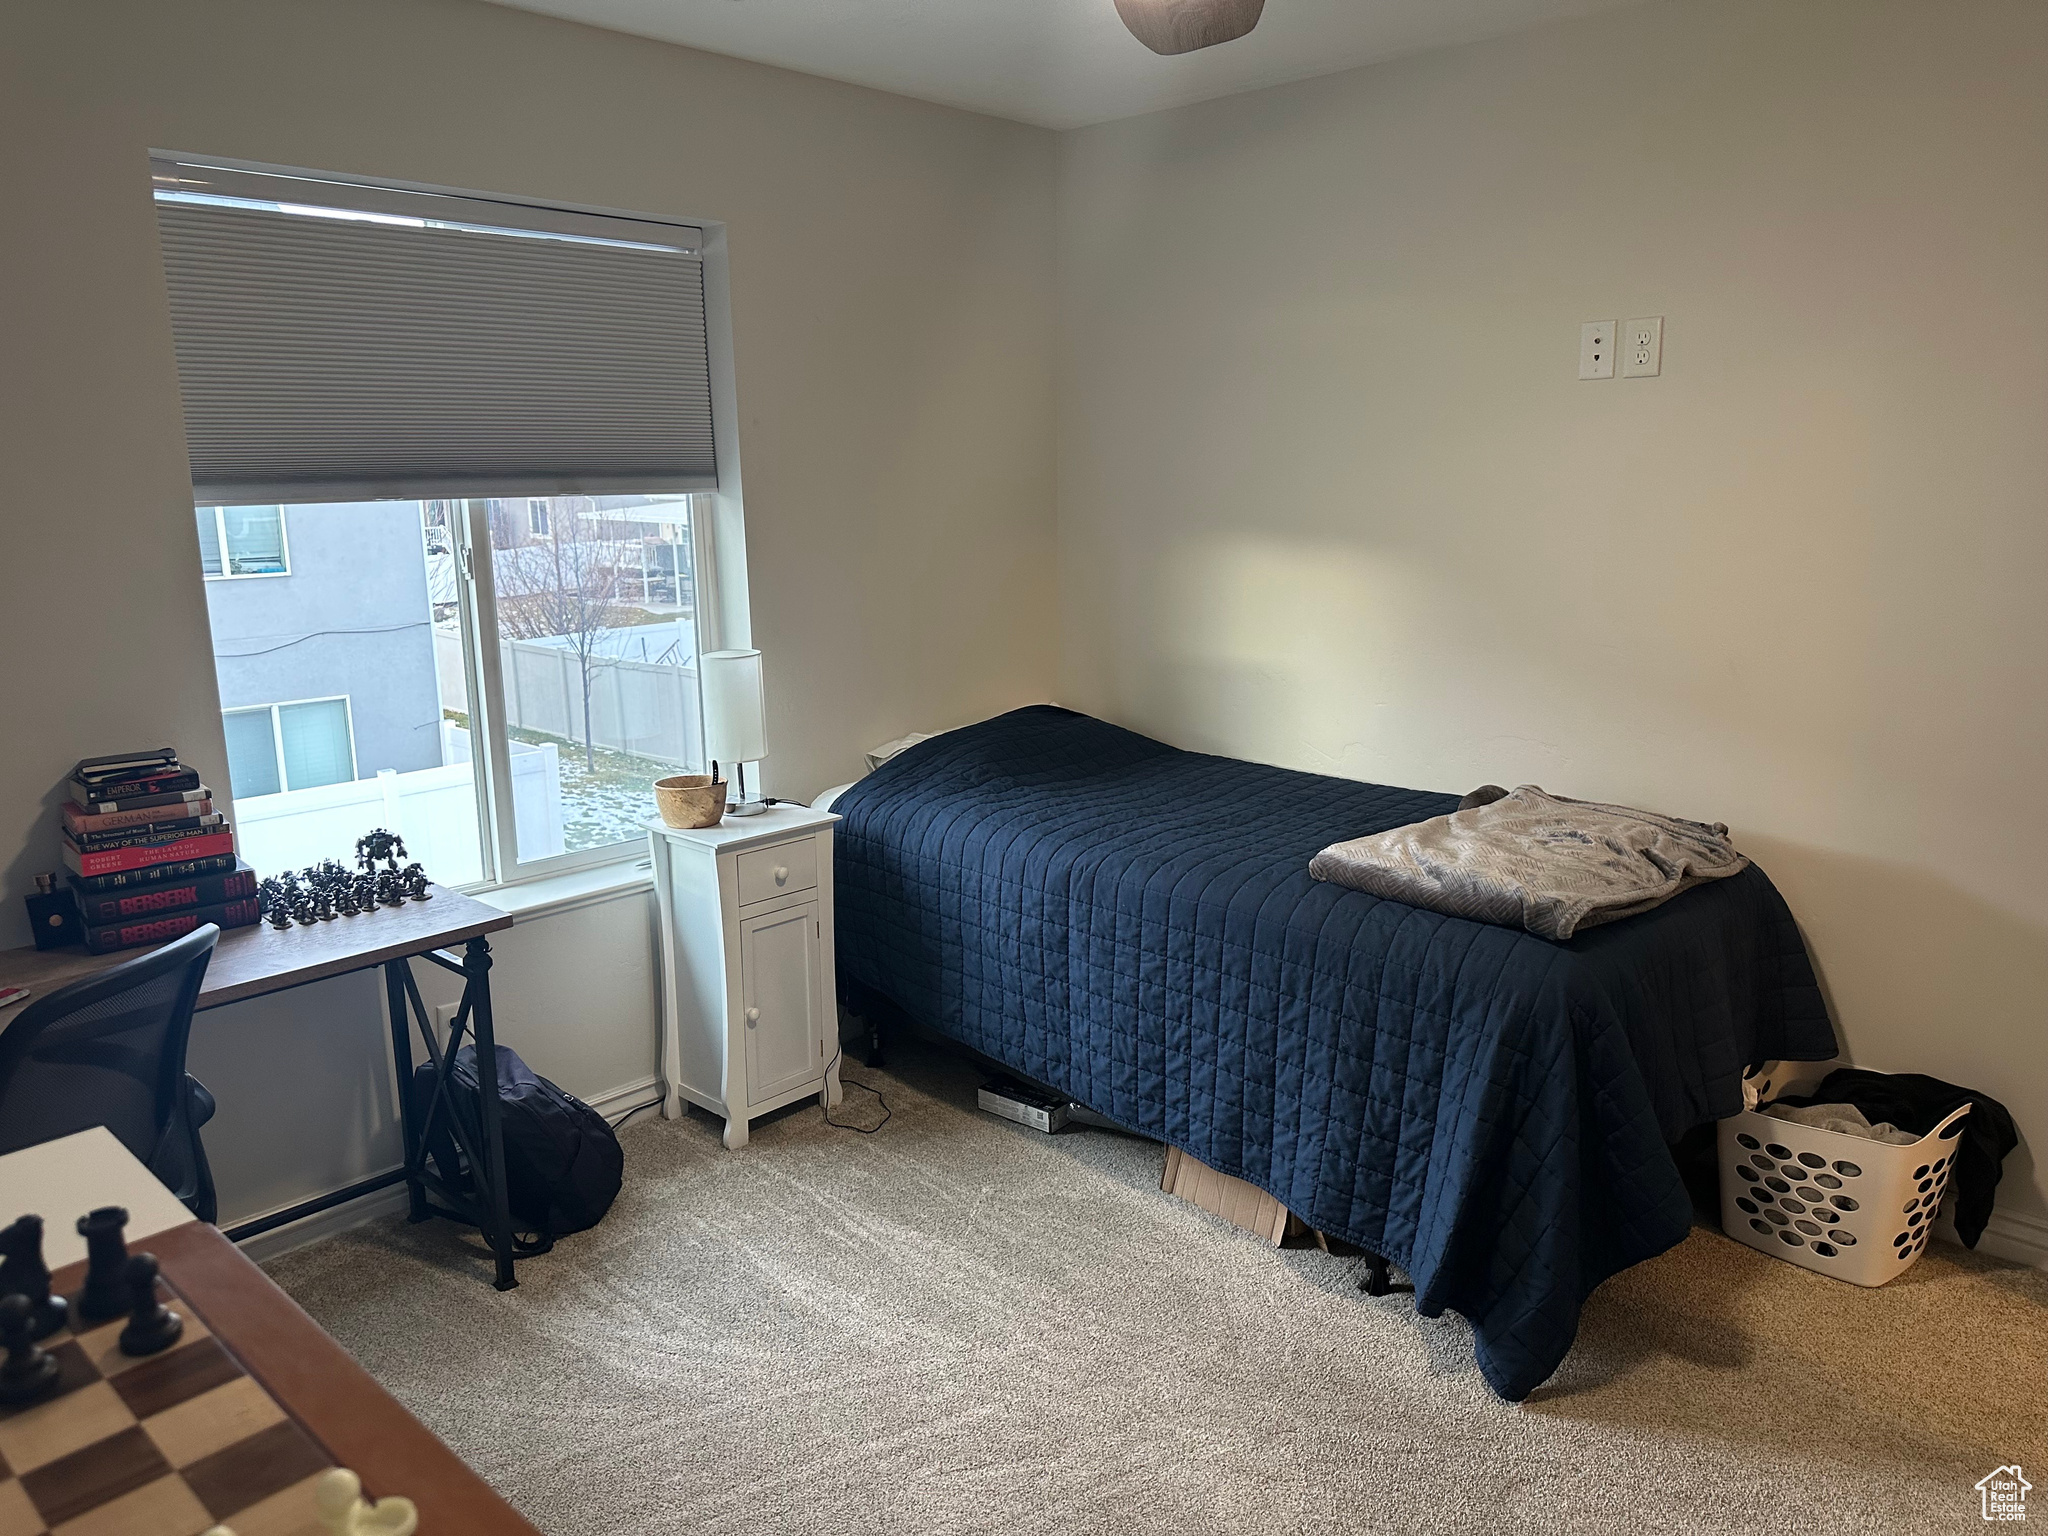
[736,839,817,905]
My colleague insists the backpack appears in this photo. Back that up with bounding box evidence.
[411,1043,624,1247]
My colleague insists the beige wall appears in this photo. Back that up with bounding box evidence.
[4,0,2041,1246]
[1056,0,2047,1230]
[0,0,1058,945]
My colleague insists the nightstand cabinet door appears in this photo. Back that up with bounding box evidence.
[740,900,825,1101]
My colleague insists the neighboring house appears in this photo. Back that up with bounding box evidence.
[201,500,445,799]
[482,493,695,608]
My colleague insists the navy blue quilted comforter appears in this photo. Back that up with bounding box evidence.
[832,708,1835,1399]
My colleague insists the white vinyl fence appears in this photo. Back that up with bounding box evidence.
[435,625,701,767]
[233,738,564,884]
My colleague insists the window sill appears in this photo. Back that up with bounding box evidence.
[471,857,653,922]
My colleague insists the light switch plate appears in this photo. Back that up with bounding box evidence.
[1623,316,1663,377]
[1579,320,1616,380]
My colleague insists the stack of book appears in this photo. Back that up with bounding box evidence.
[62,749,259,953]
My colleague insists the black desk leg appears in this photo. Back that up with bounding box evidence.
[465,936,519,1292]
[385,960,430,1224]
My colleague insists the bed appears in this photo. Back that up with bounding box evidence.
[829,706,1836,1400]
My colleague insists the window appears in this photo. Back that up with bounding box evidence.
[195,496,705,886]
[195,506,288,577]
[222,698,357,795]
[154,156,734,888]
[485,495,703,862]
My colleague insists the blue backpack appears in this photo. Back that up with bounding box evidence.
[412,1043,624,1247]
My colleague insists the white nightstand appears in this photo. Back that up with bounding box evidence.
[647,804,841,1149]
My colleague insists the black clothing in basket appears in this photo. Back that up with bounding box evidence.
[1781,1071,2017,1247]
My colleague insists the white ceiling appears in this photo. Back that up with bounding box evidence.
[476,0,1647,130]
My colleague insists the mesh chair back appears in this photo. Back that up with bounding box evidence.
[0,926,218,1164]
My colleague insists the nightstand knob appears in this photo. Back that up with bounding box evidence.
[745,1007,760,1026]
[773,865,789,884]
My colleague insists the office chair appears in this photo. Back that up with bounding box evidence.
[0,924,221,1222]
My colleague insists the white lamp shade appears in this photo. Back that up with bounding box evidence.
[701,648,768,764]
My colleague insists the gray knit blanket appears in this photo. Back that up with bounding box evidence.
[1308,786,1750,940]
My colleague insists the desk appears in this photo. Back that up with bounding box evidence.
[0,1133,539,1534]
[0,889,527,1289]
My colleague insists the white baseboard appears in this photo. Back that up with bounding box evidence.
[590,1075,663,1127]
[1973,1206,2048,1270]
[233,1076,665,1266]
[233,1179,415,1267]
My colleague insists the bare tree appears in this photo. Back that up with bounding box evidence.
[493,497,626,771]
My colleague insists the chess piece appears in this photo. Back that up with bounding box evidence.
[74,1206,130,1323]
[117,1253,182,1357]
[0,1214,67,1339]
[314,1468,418,1536]
[0,1293,60,1404]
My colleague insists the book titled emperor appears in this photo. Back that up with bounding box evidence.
[68,774,204,811]
[62,828,237,878]
[61,798,216,837]
[70,860,258,923]
[68,852,243,893]
[83,897,262,954]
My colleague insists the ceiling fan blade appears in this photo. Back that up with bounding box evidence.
[1112,0,1267,56]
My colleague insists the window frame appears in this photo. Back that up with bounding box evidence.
[221,694,358,795]
[526,499,551,538]
[452,496,717,887]
[170,166,751,892]
[198,504,291,580]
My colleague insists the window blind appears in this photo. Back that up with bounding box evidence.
[152,157,716,505]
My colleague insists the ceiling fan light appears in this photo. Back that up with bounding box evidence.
[1112,0,1266,56]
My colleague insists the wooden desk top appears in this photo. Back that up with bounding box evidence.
[0,887,511,1029]
[46,1221,541,1534]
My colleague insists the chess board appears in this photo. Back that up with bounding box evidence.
[0,1276,335,1536]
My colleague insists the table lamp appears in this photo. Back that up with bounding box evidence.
[702,648,768,816]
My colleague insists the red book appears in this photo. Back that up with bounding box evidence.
[82,897,262,954]
[62,829,237,878]
[62,799,216,837]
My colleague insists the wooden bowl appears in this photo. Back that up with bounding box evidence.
[654,774,726,829]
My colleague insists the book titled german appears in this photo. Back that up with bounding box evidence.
[69,860,258,923]
[61,798,216,837]
[62,828,237,878]
[82,897,262,954]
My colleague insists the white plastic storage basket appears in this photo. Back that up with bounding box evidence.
[1718,1099,1971,1286]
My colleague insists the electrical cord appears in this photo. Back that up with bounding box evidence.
[821,1044,892,1134]
[605,1092,667,1128]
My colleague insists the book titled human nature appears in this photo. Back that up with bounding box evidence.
[61,829,237,878]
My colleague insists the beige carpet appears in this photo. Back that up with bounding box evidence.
[267,1044,2046,1535]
